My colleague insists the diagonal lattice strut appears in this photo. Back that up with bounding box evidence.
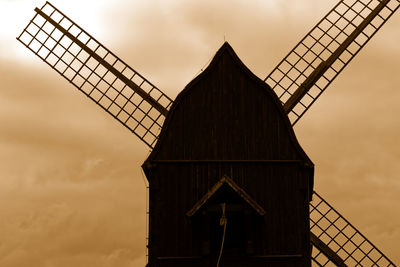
[17,1,173,148]
[310,192,396,266]
[265,0,400,125]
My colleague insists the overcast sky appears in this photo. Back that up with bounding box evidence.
[1,0,399,266]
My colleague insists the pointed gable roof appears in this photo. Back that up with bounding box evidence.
[186,175,266,217]
[147,41,312,163]
[144,41,314,199]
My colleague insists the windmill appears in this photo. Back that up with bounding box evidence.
[16,0,399,266]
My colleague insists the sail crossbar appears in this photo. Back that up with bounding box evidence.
[310,191,396,266]
[17,1,173,148]
[265,0,400,125]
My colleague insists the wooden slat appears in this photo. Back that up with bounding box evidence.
[266,0,400,125]
[17,1,173,148]
[310,191,396,266]
[310,232,347,266]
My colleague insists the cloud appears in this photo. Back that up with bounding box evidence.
[0,62,148,266]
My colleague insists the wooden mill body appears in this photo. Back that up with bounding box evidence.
[143,43,314,267]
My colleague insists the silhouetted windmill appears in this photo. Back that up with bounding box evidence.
[17,1,399,266]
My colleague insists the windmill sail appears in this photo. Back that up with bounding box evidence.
[264,0,399,264]
[265,0,400,125]
[17,1,173,148]
[17,1,398,266]
[310,192,396,266]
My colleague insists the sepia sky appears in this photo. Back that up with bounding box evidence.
[1,0,399,266]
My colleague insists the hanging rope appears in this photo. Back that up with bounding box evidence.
[217,203,227,267]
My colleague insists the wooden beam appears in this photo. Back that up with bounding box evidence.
[35,8,169,116]
[186,175,266,217]
[284,0,390,113]
[310,232,347,267]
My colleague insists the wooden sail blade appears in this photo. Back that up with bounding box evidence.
[310,191,396,266]
[265,0,400,125]
[311,232,347,266]
[17,1,173,148]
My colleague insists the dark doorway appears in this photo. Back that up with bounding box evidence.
[209,208,246,258]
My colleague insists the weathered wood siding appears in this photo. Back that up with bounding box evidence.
[144,42,314,267]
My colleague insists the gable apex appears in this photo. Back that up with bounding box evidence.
[186,175,266,217]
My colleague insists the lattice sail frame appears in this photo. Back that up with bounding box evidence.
[17,1,173,148]
[310,192,396,266]
[265,0,400,125]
